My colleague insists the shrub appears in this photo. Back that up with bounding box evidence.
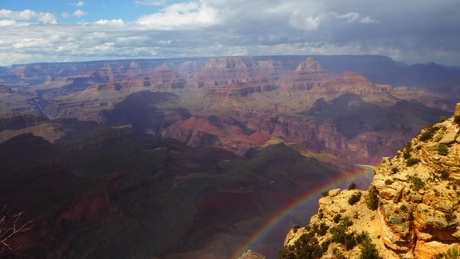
[400,204,407,212]
[318,210,324,219]
[293,224,301,233]
[385,179,393,185]
[318,223,329,236]
[278,232,322,259]
[359,237,380,259]
[412,176,425,191]
[436,247,459,259]
[348,182,358,190]
[348,192,362,205]
[331,217,352,244]
[321,239,331,253]
[406,158,420,166]
[439,116,446,122]
[403,152,411,159]
[437,143,448,156]
[419,131,433,141]
[321,190,329,197]
[455,116,460,126]
[333,213,342,223]
[440,170,450,180]
[365,189,378,210]
[404,141,412,152]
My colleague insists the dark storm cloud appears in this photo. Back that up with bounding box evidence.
[1,0,460,65]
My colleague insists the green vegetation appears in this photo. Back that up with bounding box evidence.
[403,152,411,159]
[439,116,447,122]
[400,204,407,212]
[365,189,378,210]
[455,116,460,126]
[440,170,450,180]
[278,232,322,259]
[384,179,394,185]
[437,143,448,156]
[333,214,342,223]
[419,124,440,142]
[318,223,329,236]
[419,131,434,141]
[348,182,358,190]
[348,192,362,205]
[436,247,459,259]
[359,234,381,259]
[411,176,425,191]
[406,157,420,166]
[331,217,353,244]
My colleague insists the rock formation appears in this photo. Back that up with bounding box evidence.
[310,71,392,94]
[188,57,284,88]
[279,57,332,91]
[280,105,460,258]
[203,82,276,99]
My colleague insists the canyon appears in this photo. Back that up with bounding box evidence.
[0,55,459,258]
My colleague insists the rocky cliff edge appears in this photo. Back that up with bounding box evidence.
[280,104,460,259]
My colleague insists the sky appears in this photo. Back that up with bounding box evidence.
[1,0,460,66]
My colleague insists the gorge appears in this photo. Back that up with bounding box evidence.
[0,55,459,258]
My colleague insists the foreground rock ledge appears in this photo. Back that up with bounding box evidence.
[280,108,460,259]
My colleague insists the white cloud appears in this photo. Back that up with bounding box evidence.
[0,9,56,23]
[69,1,85,7]
[62,10,87,19]
[95,19,125,25]
[289,11,320,31]
[0,1,459,66]
[134,0,166,6]
[336,12,376,24]
[0,19,16,26]
[137,2,219,29]
[74,10,87,17]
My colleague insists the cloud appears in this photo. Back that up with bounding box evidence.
[336,12,376,23]
[95,19,125,25]
[0,9,56,23]
[1,1,460,66]
[62,10,87,19]
[74,10,87,17]
[134,0,166,6]
[69,1,85,7]
[137,2,219,29]
[289,12,320,31]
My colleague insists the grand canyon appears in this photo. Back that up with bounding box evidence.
[1,55,460,258]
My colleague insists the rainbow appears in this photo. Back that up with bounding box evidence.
[231,167,375,258]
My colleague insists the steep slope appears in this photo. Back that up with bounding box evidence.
[0,125,350,258]
[311,71,392,95]
[280,105,460,258]
[279,57,332,91]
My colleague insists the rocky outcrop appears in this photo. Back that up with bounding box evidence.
[188,57,284,88]
[280,107,460,258]
[311,71,392,94]
[203,82,276,99]
[162,115,270,153]
[279,57,332,91]
[370,113,460,258]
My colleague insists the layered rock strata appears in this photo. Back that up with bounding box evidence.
[281,106,460,258]
[279,57,332,91]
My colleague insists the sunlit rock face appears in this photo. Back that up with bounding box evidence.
[310,71,392,94]
[280,108,460,259]
[279,57,332,91]
[187,57,285,88]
